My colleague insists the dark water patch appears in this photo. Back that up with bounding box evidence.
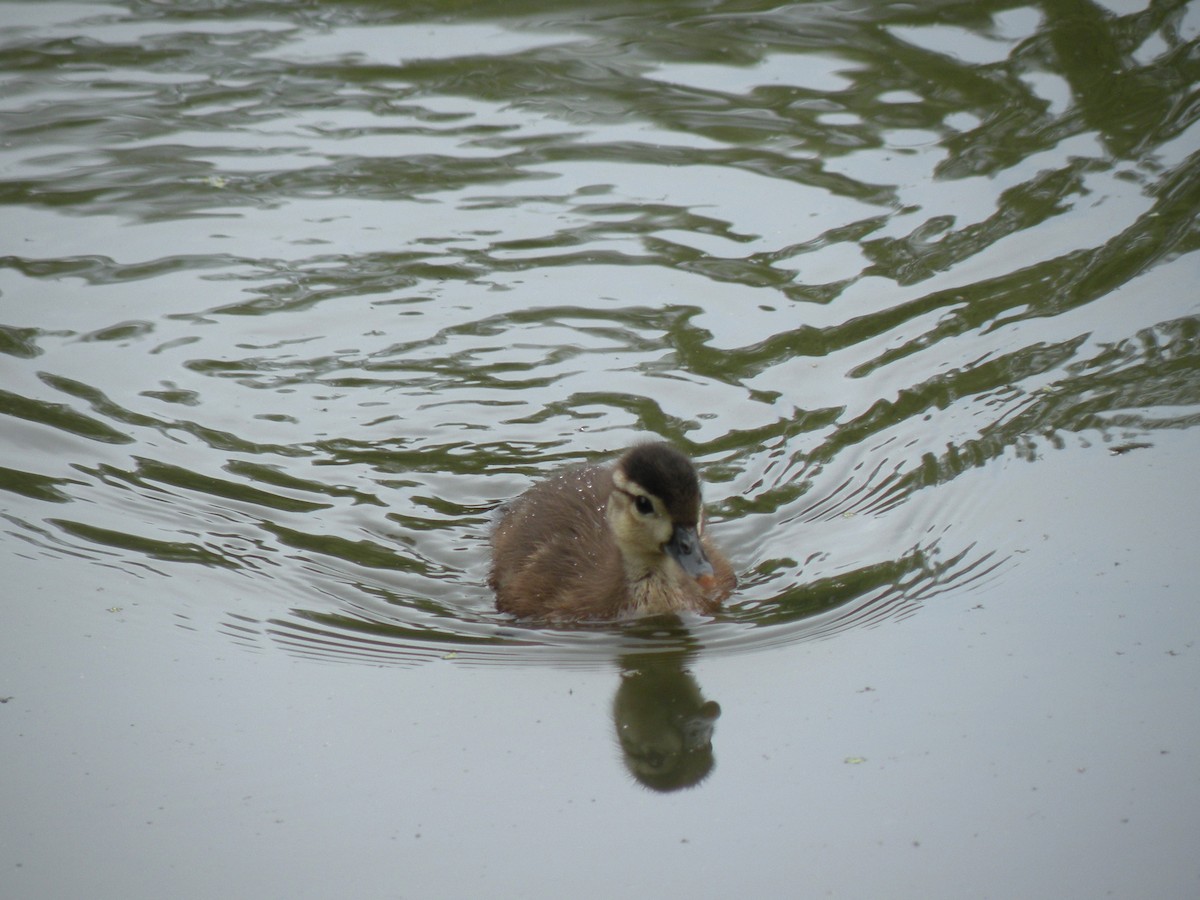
[225,459,385,506]
[48,517,241,570]
[0,324,44,359]
[0,387,134,445]
[131,457,331,513]
[261,521,434,574]
[0,253,246,284]
[0,466,85,503]
[80,319,155,343]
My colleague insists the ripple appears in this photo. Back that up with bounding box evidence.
[1,0,1197,670]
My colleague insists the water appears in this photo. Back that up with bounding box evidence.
[2,0,1199,896]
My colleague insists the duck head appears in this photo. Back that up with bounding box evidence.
[606,442,715,588]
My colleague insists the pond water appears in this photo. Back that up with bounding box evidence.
[2,0,1198,896]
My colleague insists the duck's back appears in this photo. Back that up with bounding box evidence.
[489,462,630,620]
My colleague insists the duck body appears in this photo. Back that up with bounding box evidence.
[489,442,735,622]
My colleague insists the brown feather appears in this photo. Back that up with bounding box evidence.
[490,442,736,622]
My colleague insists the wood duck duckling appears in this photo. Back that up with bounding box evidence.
[489,441,736,621]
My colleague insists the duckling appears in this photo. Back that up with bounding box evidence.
[489,441,735,621]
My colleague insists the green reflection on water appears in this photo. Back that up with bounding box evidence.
[0,0,1196,663]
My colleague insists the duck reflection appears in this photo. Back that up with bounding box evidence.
[612,617,721,792]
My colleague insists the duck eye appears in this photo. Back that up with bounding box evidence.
[634,495,654,516]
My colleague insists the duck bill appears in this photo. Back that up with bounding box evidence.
[666,524,714,584]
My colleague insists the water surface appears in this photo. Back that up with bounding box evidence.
[2,0,1198,895]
